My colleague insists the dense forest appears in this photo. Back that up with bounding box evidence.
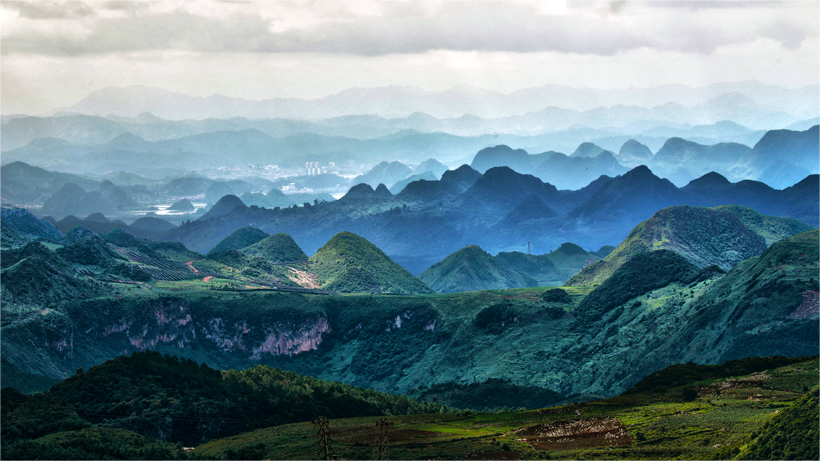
[1,351,449,455]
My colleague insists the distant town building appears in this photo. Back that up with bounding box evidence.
[282,183,297,192]
[305,161,321,176]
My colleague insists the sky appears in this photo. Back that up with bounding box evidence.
[1,0,818,115]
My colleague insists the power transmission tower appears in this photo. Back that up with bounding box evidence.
[372,418,393,460]
[527,241,531,255]
[312,416,337,460]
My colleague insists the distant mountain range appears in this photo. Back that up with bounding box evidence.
[30,81,817,126]
[164,162,818,275]
[4,119,815,190]
[5,136,816,277]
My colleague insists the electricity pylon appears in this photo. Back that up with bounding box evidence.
[312,416,337,460]
[372,417,393,460]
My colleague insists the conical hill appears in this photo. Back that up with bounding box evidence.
[207,226,269,255]
[241,233,307,263]
[419,244,538,293]
[308,231,433,294]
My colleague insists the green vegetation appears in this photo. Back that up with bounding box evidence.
[739,386,819,460]
[574,249,700,322]
[2,428,185,460]
[5,351,450,448]
[716,205,814,246]
[241,233,307,262]
[1,359,60,394]
[308,231,434,294]
[207,226,269,255]
[408,378,564,411]
[0,222,30,249]
[1,218,817,442]
[567,205,811,286]
[192,357,819,460]
[4,353,816,460]
[419,244,538,293]
[541,288,571,303]
[626,356,812,395]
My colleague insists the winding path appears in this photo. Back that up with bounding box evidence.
[184,260,201,273]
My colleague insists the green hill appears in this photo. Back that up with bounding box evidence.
[207,226,269,255]
[1,351,448,448]
[574,249,703,323]
[667,229,820,363]
[0,224,29,249]
[1,207,64,242]
[2,230,816,418]
[61,225,95,244]
[739,386,819,460]
[566,205,812,286]
[241,233,307,262]
[308,231,434,294]
[0,242,107,305]
[495,242,611,285]
[715,204,814,246]
[419,244,538,293]
[55,234,127,267]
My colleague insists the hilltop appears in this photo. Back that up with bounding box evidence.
[241,233,308,263]
[1,207,63,243]
[495,242,612,285]
[208,226,270,255]
[307,231,434,294]
[419,242,611,292]
[419,245,538,293]
[567,205,812,286]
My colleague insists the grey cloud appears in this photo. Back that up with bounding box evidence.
[608,1,627,14]
[3,10,273,55]
[643,1,792,10]
[763,21,809,50]
[2,1,815,57]
[5,0,95,19]
[1,2,651,56]
[564,0,767,12]
[261,5,650,56]
[101,1,151,12]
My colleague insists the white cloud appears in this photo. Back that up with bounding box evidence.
[1,0,816,56]
[1,1,817,114]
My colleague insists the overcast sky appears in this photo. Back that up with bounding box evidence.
[2,0,818,115]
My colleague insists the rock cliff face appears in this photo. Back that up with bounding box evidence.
[5,295,334,381]
[93,297,331,360]
[250,317,330,360]
[789,291,820,320]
